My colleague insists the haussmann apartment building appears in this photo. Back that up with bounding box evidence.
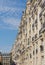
[11,0,45,65]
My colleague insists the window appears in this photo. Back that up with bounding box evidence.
[35,21,38,29]
[39,12,42,18]
[29,25,31,33]
[35,19,37,24]
[30,54,32,58]
[41,38,43,42]
[40,45,44,52]
[32,24,34,27]
[28,38,30,45]
[32,37,34,41]
[43,22,45,28]
[33,50,35,55]
[32,24,35,31]
[36,49,38,54]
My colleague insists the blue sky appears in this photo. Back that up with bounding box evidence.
[0,0,27,53]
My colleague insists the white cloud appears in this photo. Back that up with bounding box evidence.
[0,2,25,30]
[0,6,23,30]
[3,18,20,26]
[0,6,24,13]
[0,6,24,18]
[0,18,20,30]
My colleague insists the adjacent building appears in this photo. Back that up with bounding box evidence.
[0,52,11,65]
[2,53,11,65]
[0,52,2,64]
[12,0,45,65]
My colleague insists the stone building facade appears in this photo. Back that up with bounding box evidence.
[12,0,45,65]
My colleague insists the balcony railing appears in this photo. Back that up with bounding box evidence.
[39,0,45,8]
[38,0,42,4]
[39,22,45,34]
[41,1,45,8]
[39,8,45,20]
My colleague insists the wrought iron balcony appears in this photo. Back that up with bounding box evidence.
[38,0,42,4]
[39,22,45,34]
[41,1,45,8]
[39,0,45,8]
[17,45,25,54]
[21,46,25,54]
[39,8,45,20]
[21,49,25,54]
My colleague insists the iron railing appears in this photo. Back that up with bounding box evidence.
[39,22,45,34]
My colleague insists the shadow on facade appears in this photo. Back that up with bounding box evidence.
[11,61,16,65]
[0,62,2,65]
